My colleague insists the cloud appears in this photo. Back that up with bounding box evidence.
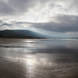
[32,15,78,32]
[0,20,32,30]
[0,15,78,33]
[0,0,78,36]
[0,0,37,16]
[0,0,78,16]
[8,0,36,14]
[0,0,50,16]
[0,1,14,15]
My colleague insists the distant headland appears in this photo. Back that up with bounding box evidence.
[0,30,46,39]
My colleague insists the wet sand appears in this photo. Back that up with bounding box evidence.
[0,39,78,78]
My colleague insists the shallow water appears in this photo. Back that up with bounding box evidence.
[0,39,78,78]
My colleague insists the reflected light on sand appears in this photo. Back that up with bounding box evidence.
[26,42,36,48]
[26,55,37,66]
[39,57,54,67]
[25,55,37,78]
[24,39,36,43]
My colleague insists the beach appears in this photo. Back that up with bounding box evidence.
[0,39,78,78]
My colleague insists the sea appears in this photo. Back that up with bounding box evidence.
[0,38,78,78]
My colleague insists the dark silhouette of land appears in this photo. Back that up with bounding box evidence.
[0,30,78,39]
[0,30,46,39]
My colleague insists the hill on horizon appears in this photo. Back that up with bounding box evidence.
[0,30,46,39]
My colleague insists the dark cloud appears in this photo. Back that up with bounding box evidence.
[0,0,49,16]
[0,0,78,33]
[0,1,14,15]
[0,15,78,33]
[0,0,37,15]
[8,0,35,14]
[1,15,78,32]
[0,0,77,16]
[32,15,78,32]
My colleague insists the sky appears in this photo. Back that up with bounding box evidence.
[0,0,78,37]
